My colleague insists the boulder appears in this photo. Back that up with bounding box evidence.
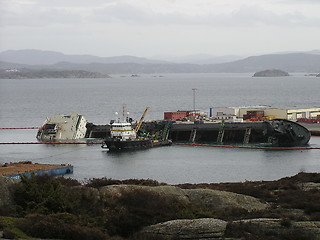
[140,218,227,240]
[298,182,320,191]
[231,218,320,239]
[185,188,267,212]
[253,69,289,77]
[99,185,189,202]
[99,185,267,212]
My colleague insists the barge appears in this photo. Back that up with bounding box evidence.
[0,161,73,179]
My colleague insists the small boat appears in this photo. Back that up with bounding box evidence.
[101,106,171,151]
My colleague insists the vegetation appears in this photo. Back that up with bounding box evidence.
[0,172,319,239]
[178,172,320,221]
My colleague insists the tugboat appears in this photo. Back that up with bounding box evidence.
[101,106,171,151]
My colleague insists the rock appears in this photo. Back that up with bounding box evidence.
[298,182,320,191]
[140,218,227,240]
[230,218,320,239]
[99,185,268,212]
[99,185,190,202]
[317,73,320,77]
[185,188,267,212]
[253,69,289,77]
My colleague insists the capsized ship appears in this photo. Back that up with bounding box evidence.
[101,106,172,151]
[36,113,87,141]
[169,119,311,147]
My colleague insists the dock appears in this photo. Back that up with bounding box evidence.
[0,161,73,179]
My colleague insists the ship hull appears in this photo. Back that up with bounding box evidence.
[169,119,311,147]
[102,138,172,151]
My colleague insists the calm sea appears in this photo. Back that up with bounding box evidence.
[1,73,320,183]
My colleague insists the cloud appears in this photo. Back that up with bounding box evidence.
[0,1,84,27]
[89,1,320,28]
[1,0,319,29]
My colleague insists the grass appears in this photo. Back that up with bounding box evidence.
[0,216,32,239]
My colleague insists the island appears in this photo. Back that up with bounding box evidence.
[253,69,289,77]
[0,69,110,79]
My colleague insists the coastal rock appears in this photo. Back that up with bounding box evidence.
[140,218,227,240]
[230,218,320,239]
[317,73,320,77]
[99,185,267,212]
[253,69,289,77]
[185,188,267,212]
[298,182,320,191]
[99,185,189,202]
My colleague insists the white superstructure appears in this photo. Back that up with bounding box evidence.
[110,122,136,141]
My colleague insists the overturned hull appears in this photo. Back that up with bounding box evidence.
[169,119,310,147]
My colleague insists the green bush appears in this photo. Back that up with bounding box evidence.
[104,188,195,237]
[19,214,108,240]
[14,175,67,215]
[86,178,165,188]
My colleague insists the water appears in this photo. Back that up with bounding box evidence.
[1,73,320,183]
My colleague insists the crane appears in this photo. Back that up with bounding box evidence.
[134,106,150,133]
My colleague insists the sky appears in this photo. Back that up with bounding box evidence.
[0,0,320,58]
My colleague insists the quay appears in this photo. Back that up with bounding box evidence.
[0,161,73,179]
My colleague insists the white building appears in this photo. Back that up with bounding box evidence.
[211,107,320,121]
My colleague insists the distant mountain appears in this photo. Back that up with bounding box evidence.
[1,50,320,74]
[0,49,168,65]
[204,53,320,73]
[152,54,243,64]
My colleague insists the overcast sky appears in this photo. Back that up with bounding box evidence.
[1,0,319,57]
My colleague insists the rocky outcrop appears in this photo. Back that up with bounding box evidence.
[298,182,320,191]
[186,188,267,212]
[317,73,320,77]
[99,185,268,212]
[253,69,289,77]
[140,218,227,240]
[230,218,320,239]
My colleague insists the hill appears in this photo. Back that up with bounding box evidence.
[206,53,320,73]
[1,50,320,73]
[0,49,167,65]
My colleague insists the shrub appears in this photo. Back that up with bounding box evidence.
[86,178,165,188]
[19,214,108,240]
[13,175,67,215]
[104,188,195,237]
[2,229,17,239]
